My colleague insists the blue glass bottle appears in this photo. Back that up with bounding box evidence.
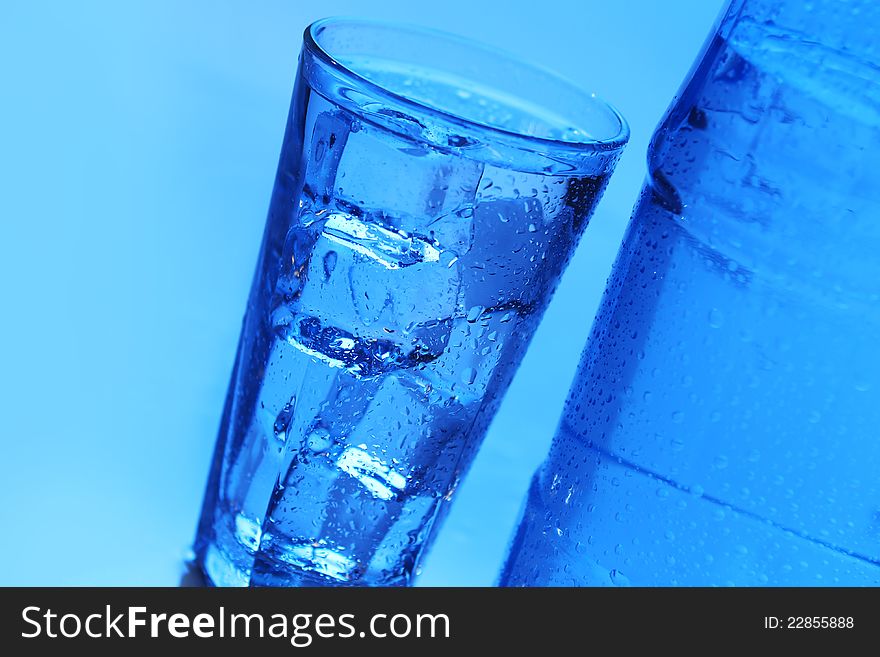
[500,0,880,586]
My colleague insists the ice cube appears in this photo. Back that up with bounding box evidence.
[273,210,462,377]
[416,309,522,404]
[322,210,440,270]
[255,534,360,583]
[224,337,340,532]
[334,122,483,242]
[255,337,339,451]
[312,373,469,572]
[459,196,546,309]
[274,212,325,300]
[252,365,475,583]
[301,109,353,206]
[460,167,573,310]
[340,373,470,495]
[337,445,408,501]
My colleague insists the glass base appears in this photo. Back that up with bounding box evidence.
[192,540,409,587]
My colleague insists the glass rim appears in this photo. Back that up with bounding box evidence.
[303,17,629,157]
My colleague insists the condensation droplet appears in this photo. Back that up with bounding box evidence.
[609,569,631,587]
[466,305,485,323]
[306,427,331,453]
[322,250,338,279]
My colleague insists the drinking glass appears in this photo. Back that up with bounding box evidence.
[195,18,627,586]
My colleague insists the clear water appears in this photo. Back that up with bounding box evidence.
[500,17,880,586]
[341,55,600,143]
[196,65,611,586]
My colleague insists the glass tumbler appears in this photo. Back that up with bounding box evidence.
[194,18,627,587]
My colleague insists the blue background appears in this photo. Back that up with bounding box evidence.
[0,0,724,585]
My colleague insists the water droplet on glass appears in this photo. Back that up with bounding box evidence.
[273,397,296,443]
[609,569,631,587]
[306,427,331,453]
[466,305,485,323]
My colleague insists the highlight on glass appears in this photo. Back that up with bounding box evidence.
[194,18,628,586]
